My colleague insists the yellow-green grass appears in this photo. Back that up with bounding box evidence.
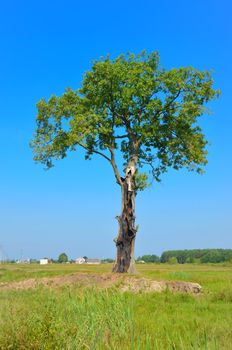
[1,263,232,349]
[0,263,111,283]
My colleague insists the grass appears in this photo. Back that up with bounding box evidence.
[0,263,110,283]
[1,263,232,349]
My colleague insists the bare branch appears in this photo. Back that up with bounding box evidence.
[109,147,123,186]
[75,141,111,162]
[114,134,129,139]
[76,139,123,185]
[140,160,156,173]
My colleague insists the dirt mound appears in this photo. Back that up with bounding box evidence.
[0,273,120,290]
[0,273,202,294]
[121,277,202,294]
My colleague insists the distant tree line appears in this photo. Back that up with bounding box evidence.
[136,255,160,263]
[136,250,232,264]
[102,258,114,263]
[4,249,232,265]
[160,249,232,264]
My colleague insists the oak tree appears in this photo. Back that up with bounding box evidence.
[31,52,219,273]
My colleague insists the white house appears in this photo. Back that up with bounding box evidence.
[40,258,49,265]
[76,257,86,264]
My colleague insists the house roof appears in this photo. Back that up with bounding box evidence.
[86,258,101,262]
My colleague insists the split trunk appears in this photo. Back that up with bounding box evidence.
[113,160,137,273]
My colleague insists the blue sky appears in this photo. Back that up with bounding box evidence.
[0,0,231,260]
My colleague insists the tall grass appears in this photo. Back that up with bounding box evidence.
[1,264,232,349]
[0,286,133,349]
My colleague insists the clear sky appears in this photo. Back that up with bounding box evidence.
[0,0,231,260]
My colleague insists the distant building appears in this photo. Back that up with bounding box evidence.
[16,259,30,264]
[40,258,49,265]
[86,258,101,264]
[136,260,145,264]
[76,257,86,264]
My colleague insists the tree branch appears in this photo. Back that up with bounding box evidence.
[109,147,123,185]
[114,134,129,139]
[153,89,182,120]
[140,160,156,173]
[75,141,111,162]
[77,140,123,185]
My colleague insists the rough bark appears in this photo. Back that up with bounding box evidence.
[113,159,137,273]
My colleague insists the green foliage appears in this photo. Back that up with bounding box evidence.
[137,254,160,263]
[134,172,150,192]
[169,257,178,264]
[200,250,232,263]
[160,249,232,264]
[58,252,68,263]
[31,51,219,186]
[102,258,114,263]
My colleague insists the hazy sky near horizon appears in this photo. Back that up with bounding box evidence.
[0,0,231,260]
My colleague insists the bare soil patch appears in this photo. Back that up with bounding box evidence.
[120,277,202,294]
[0,273,202,294]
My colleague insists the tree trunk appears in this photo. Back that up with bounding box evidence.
[113,160,137,273]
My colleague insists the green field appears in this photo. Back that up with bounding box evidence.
[1,263,232,349]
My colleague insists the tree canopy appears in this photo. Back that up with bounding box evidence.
[31,51,219,273]
[137,254,160,263]
[31,51,219,189]
[58,252,68,263]
[160,249,232,264]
